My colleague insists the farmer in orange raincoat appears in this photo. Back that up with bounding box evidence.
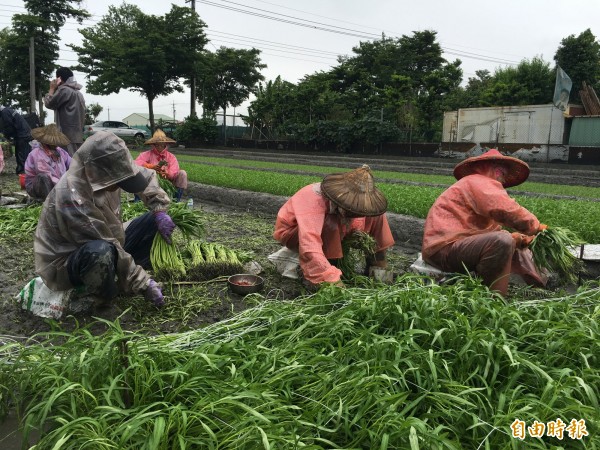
[422,149,548,296]
[273,165,395,287]
[135,129,188,202]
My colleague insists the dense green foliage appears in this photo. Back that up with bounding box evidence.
[71,4,207,131]
[174,115,219,145]
[0,0,89,111]
[2,278,598,448]
[554,29,600,102]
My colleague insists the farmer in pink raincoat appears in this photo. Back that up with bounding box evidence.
[422,149,548,296]
[24,124,72,201]
[273,165,395,287]
[135,129,188,202]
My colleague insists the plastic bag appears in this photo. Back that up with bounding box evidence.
[267,246,300,279]
[16,277,74,319]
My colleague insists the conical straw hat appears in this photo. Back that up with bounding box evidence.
[321,164,388,216]
[453,148,530,188]
[31,123,70,147]
[144,129,176,145]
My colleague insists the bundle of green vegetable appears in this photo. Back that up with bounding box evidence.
[158,176,176,197]
[184,240,247,280]
[339,230,377,279]
[150,203,204,280]
[529,226,585,284]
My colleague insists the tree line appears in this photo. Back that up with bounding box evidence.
[1,1,599,147]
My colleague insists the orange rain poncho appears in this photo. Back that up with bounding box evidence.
[422,174,540,261]
[274,183,395,284]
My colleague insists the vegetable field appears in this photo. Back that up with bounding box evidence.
[0,150,599,448]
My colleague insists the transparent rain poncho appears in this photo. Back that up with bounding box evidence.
[34,131,170,294]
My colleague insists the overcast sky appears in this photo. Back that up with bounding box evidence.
[3,0,600,123]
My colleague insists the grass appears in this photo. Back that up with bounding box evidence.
[1,276,598,448]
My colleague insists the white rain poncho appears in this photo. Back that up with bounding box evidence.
[34,131,170,294]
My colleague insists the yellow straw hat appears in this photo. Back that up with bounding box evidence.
[453,149,530,188]
[144,129,176,146]
[321,164,388,216]
[31,123,70,147]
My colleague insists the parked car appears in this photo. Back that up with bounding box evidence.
[84,121,150,139]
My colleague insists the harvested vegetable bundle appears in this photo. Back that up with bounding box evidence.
[150,204,204,280]
[151,233,186,280]
[185,241,245,281]
[158,176,176,197]
[339,231,377,279]
[529,226,585,284]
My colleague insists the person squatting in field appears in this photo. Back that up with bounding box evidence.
[24,124,72,202]
[273,164,395,287]
[134,129,188,202]
[34,131,177,309]
[421,149,548,296]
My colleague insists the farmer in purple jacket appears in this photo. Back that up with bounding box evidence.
[24,124,72,201]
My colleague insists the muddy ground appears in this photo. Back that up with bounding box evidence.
[0,152,420,338]
[1,147,598,338]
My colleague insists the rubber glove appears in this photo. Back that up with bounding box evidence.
[154,211,176,244]
[143,162,157,170]
[144,279,165,307]
[538,223,548,232]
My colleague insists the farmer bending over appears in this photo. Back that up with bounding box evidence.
[273,165,395,287]
[24,124,72,202]
[422,149,548,297]
[34,131,176,308]
[135,129,188,202]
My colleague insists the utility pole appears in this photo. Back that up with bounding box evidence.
[108,108,110,120]
[29,37,36,114]
[186,0,197,117]
[172,101,176,121]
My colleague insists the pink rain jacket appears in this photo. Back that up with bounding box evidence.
[422,174,540,260]
[24,143,71,190]
[274,183,395,284]
[135,148,181,180]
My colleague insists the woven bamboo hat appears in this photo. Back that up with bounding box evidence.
[144,129,176,145]
[453,149,530,188]
[31,123,70,147]
[321,164,388,216]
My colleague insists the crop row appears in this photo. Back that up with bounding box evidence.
[176,154,600,199]
[182,162,600,242]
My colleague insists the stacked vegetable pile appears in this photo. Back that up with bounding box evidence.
[2,276,598,448]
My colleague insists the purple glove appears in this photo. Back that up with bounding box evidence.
[144,279,165,307]
[154,211,176,244]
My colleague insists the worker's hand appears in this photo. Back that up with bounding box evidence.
[538,223,548,233]
[511,232,535,249]
[333,280,346,288]
[143,163,157,170]
[154,211,176,244]
[144,279,165,307]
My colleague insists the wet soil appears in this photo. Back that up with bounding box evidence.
[1,147,598,339]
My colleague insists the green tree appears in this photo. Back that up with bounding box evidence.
[198,47,266,142]
[2,1,88,112]
[72,4,207,131]
[478,57,554,107]
[554,29,600,101]
[85,102,103,124]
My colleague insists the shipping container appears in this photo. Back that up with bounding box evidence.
[441,104,569,162]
